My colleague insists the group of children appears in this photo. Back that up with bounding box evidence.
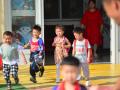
[0,24,92,90]
[0,25,45,90]
[52,25,92,87]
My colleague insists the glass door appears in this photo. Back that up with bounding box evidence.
[11,0,35,44]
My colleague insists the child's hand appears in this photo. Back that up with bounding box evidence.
[39,52,42,56]
[56,43,62,47]
[87,57,92,64]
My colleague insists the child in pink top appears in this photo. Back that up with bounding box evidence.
[24,25,45,83]
[52,25,71,83]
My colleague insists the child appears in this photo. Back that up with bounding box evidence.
[72,27,92,87]
[24,25,45,83]
[52,25,71,83]
[53,56,87,90]
[0,31,19,90]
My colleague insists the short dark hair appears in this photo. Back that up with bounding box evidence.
[88,0,96,4]
[55,24,65,31]
[73,27,84,34]
[3,31,13,37]
[61,56,80,67]
[32,25,41,32]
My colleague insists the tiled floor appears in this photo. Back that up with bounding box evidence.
[0,64,120,90]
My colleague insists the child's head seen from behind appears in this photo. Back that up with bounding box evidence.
[32,25,41,38]
[55,24,64,37]
[3,31,13,44]
[61,56,80,84]
[73,27,84,41]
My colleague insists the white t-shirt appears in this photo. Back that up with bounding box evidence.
[72,39,91,63]
[0,43,19,65]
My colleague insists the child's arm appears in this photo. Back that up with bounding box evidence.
[52,42,56,47]
[24,43,30,49]
[0,47,2,55]
[87,48,93,63]
[52,37,56,47]
[86,40,92,63]
[72,40,76,56]
[38,38,45,55]
[72,48,75,56]
[63,38,71,49]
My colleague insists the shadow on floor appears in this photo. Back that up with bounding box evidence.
[90,75,120,80]
[0,84,28,90]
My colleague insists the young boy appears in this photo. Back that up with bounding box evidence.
[53,56,87,90]
[0,31,19,90]
[72,27,92,87]
[24,25,45,83]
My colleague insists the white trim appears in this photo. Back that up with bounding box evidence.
[110,19,119,64]
[12,10,35,16]
[4,0,12,31]
[35,0,44,41]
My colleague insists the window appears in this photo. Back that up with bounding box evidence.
[44,0,83,19]
[62,0,83,19]
[44,0,59,19]
[11,0,35,44]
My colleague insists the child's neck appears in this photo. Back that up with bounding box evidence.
[5,42,12,45]
[78,38,84,41]
[65,82,76,90]
[57,35,64,38]
[32,37,39,42]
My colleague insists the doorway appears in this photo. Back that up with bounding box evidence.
[44,0,110,65]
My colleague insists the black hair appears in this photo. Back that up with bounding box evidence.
[73,27,84,34]
[3,31,13,37]
[55,24,65,31]
[61,56,80,67]
[32,25,41,32]
[88,0,96,4]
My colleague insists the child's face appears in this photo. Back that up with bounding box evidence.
[32,29,41,38]
[73,32,83,40]
[89,1,95,9]
[55,28,64,37]
[3,35,13,44]
[61,65,79,84]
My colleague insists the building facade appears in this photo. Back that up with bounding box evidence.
[0,0,119,64]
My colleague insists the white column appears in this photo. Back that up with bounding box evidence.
[111,19,119,64]
[35,0,44,41]
[4,0,12,31]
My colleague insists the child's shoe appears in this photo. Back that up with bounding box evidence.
[85,81,91,87]
[30,77,37,83]
[56,78,60,83]
[7,85,11,90]
[39,66,44,77]
[14,77,19,84]
[7,81,11,90]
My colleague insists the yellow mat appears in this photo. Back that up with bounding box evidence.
[0,64,120,89]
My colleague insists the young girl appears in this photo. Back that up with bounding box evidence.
[24,25,45,83]
[52,25,71,83]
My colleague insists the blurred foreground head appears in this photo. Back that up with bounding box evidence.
[113,78,120,90]
[89,85,112,90]
[103,0,120,24]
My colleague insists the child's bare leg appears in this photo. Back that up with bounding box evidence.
[56,63,60,83]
